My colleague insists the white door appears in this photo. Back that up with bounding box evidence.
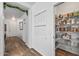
[31,2,55,56]
[0,2,4,56]
[6,20,17,37]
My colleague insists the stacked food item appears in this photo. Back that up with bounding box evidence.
[55,11,79,32]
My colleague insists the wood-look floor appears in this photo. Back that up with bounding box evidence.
[55,48,78,56]
[4,36,42,56]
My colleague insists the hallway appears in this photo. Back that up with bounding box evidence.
[0,2,54,56]
[4,36,42,56]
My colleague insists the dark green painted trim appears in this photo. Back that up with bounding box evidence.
[4,3,28,15]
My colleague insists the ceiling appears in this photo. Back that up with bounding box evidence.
[19,2,36,8]
[25,2,36,6]
[4,7,25,19]
[4,2,35,19]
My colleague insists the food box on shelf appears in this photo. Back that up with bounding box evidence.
[74,11,79,16]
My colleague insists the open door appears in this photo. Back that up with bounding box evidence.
[31,2,55,56]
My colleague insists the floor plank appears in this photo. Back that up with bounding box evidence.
[4,36,42,56]
[55,48,78,56]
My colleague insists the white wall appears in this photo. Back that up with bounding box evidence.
[30,2,55,56]
[17,13,28,43]
[55,2,79,15]
[16,19,23,39]
[22,18,28,43]
[27,9,32,48]
[0,2,4,56]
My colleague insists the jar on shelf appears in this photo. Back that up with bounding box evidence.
[69,12,74,17]
[67,18,71,25]
[63,13,67,17]
[61,27,65,32]
[63,18,68,24]
[60,21,64,25]
[67,13,69,17]
[59,28,61,31]
[65,20,67,24]
[75,26,78,32]
[71,28,74,32]
[67,27,71,32]
[65,27,67,32]
[74,28,77,32]
[71,18,76,24]
[71,26,77,32]
[77,28,79,32]
[76,20,79,24]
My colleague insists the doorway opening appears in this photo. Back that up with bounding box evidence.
[3,2,29,56]
[3,2,42,56]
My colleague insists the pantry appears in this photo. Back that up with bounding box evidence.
[55,2,79,56]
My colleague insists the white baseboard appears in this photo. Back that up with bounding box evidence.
[25,43,47,56]
[25,43,32,48]
[31,48,47,56]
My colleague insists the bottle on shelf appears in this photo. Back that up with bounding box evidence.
[67,18,71,25]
